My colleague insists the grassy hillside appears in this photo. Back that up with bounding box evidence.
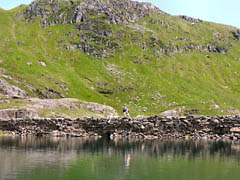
[1,0,240,116]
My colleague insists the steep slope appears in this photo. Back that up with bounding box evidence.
[1,0,240,116]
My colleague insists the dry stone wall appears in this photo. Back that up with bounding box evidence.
[1,116,240,140]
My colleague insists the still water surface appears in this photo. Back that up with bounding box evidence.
[0,137,240,180]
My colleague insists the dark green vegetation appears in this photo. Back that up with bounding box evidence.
[1,0,240,116]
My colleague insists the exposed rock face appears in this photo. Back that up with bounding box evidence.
[232,30,240,40]
[24,0,163,58]
[0,109,39,120]
[2,115,240,140]
[0,79,28,99]
[73,28,121,58]
[25,0,163,25]
[0,98,118,119]
[178,15,203,23]
[82,101,117,116]
[28,98,118,118]
[24,0,231,58]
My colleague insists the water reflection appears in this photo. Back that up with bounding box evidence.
[1,137,240,180]
[124,153,131,169]
[0,137,240,159]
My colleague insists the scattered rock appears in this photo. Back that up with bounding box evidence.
[118,86,135,92]
[227,108,240,114]
[38,61,46,67]
[44,86,64,98]
[135,115,148,119]
[0,100,10,104]
[26,62,32,66]
[26,85,37,93]
[156,93,166,99]
[178,15,203,23]
[106,64,124,76]
[65,46,74,50]
[161,109,179,117]
[214,104,220,110]
[133,60,142,64]
[232,30,240,40]
[35,89,52,99]
[17,42,24,45]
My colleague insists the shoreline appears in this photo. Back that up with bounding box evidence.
[1,116,240,140]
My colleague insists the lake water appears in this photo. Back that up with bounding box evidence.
[0,137,240,180]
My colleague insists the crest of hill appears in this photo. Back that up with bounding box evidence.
[25,0,165,25]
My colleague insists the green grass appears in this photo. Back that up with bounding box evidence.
[1,2,240,117]
[0,99,34,109]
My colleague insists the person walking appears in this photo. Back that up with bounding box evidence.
[122,106,130,117]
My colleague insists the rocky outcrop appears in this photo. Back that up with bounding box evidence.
[232,30,240,40]
[24,98,118,117]
[178,15,203,23]
[0,79,28,99]
[2,115,240,140]
[0,98,118,119]
[73,29,121,58]
[147,37,230,56]
[24,0,163,58]
[0,109,39,120]
[23,0,231,58]
[25,0,163,25]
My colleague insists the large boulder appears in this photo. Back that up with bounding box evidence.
[161,109,180,117]
[0,79,28,99]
